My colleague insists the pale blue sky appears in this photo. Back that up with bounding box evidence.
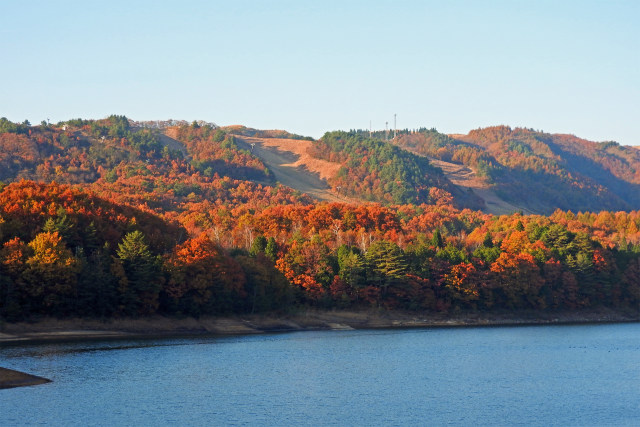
[2,0,638,144]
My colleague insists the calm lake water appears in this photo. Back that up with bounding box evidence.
[1,323,639,426]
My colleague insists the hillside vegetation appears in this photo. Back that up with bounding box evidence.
[309,131,484,209]
[393,126,640,214]
[0,116,639,322]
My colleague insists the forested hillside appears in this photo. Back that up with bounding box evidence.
[1,180,639,320]
[0,117,639,321]
[167,124,272,182]
[309,131,483,209]
[0,116,272,187]
[393,126,640,214]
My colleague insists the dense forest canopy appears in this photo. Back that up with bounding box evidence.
[0,117,639,320]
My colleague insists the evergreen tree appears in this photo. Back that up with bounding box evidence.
[115,231,162,315]
[482,231,494,248]
[436,243,468,265]
[42,209,75,244]
[82,221,100,255]
[265,237,278,262]
[0,274,20,320]
[431,229,444,249]
[337,245,365,291]
[542,224,575,260]
[365,240,407,296]
[76,245,118,317]
[250,235,267,257]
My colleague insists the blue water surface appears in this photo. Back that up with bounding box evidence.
[1,322,639,426]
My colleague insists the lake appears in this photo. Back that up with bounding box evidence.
[1,323,639,426]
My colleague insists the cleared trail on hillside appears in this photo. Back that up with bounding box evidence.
[158,128,523,211]
[158,129,349,202]
[428,158,534,215]
[234,136,356,203]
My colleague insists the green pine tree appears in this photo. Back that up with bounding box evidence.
[115,231,162,315]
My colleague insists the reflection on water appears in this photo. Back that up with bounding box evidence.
[1,323,639,426]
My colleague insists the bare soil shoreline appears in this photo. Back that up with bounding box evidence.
[0,367,51,389]
[1,308,638,345]
[1,308,637,389]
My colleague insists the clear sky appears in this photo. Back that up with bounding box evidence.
[2,0,638,144]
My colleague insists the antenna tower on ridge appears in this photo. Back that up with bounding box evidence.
[393,114,397,139]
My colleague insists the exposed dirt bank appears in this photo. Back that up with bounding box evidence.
[2,308,637,389]
[233,135,357,203]
[0,367,51,389]
[1,308,638,346]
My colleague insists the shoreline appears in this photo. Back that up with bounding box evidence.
[1,307,638,346]
[2,308,638,390]
[0,367,51,389]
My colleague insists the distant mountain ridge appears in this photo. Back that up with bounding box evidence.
[392,126,640,214]
[1,116,639,214]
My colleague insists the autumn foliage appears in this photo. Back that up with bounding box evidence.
[393,126,640,213]
[0,117,639,320]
